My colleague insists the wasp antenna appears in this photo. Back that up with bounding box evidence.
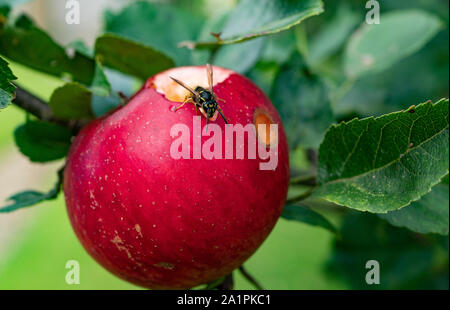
[170,76,197,97]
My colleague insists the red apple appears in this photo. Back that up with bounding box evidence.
[64,65,289,289]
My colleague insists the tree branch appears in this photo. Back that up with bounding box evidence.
[13,85,53,121]
[238,266,264,290]
[12,84,86,134]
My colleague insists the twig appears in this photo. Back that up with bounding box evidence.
[307,148,318,167]
[12,86,53,121]
[210,32,223,43]
[12,84,86,134]
[216,273,234,290]
[285,187,315,204]
[290,174,317,186]
[238,266,264,290]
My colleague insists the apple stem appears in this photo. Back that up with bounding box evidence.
[238,266,264,290]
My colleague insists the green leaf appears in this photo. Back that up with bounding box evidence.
[345,10,443,79]
[0,55,16,108]
[282,204,338,234]
[91,68,140,118]
[193,0,324,47]
[307,5,359,66]
[49,82,93,120]
[327,212,448,289]
[90,59,111,97]
[200,9,266,73]
[213,38,266,74]
[67,39,94,58]
[260,30,296,65]
[246,61,279,96]
[104,1,201,66]
[190,10,230,66]
[0,167,63,213]
[379,183,449,235]
[314,99,449,213]
[0,15,95,84]
[272,54,334,148]
[335,28,449,118]
[91,92,121,118]
[95,34,174,80]
[14,120,72,162]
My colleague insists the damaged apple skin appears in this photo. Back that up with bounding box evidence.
[64,66,289,289]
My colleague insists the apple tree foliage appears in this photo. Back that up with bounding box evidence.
[0,0,449,289]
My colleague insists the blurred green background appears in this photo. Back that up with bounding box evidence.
[0,0,448,290]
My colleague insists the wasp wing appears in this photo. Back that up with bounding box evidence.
[206,63,214,93]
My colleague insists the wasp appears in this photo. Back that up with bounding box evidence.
[170,64,228,131]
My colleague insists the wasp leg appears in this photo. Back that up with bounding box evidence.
[216,97,226,104]
[174,97,194,111]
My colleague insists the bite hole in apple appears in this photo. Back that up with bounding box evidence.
[150,66,232,103]
[254,109,278,148]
